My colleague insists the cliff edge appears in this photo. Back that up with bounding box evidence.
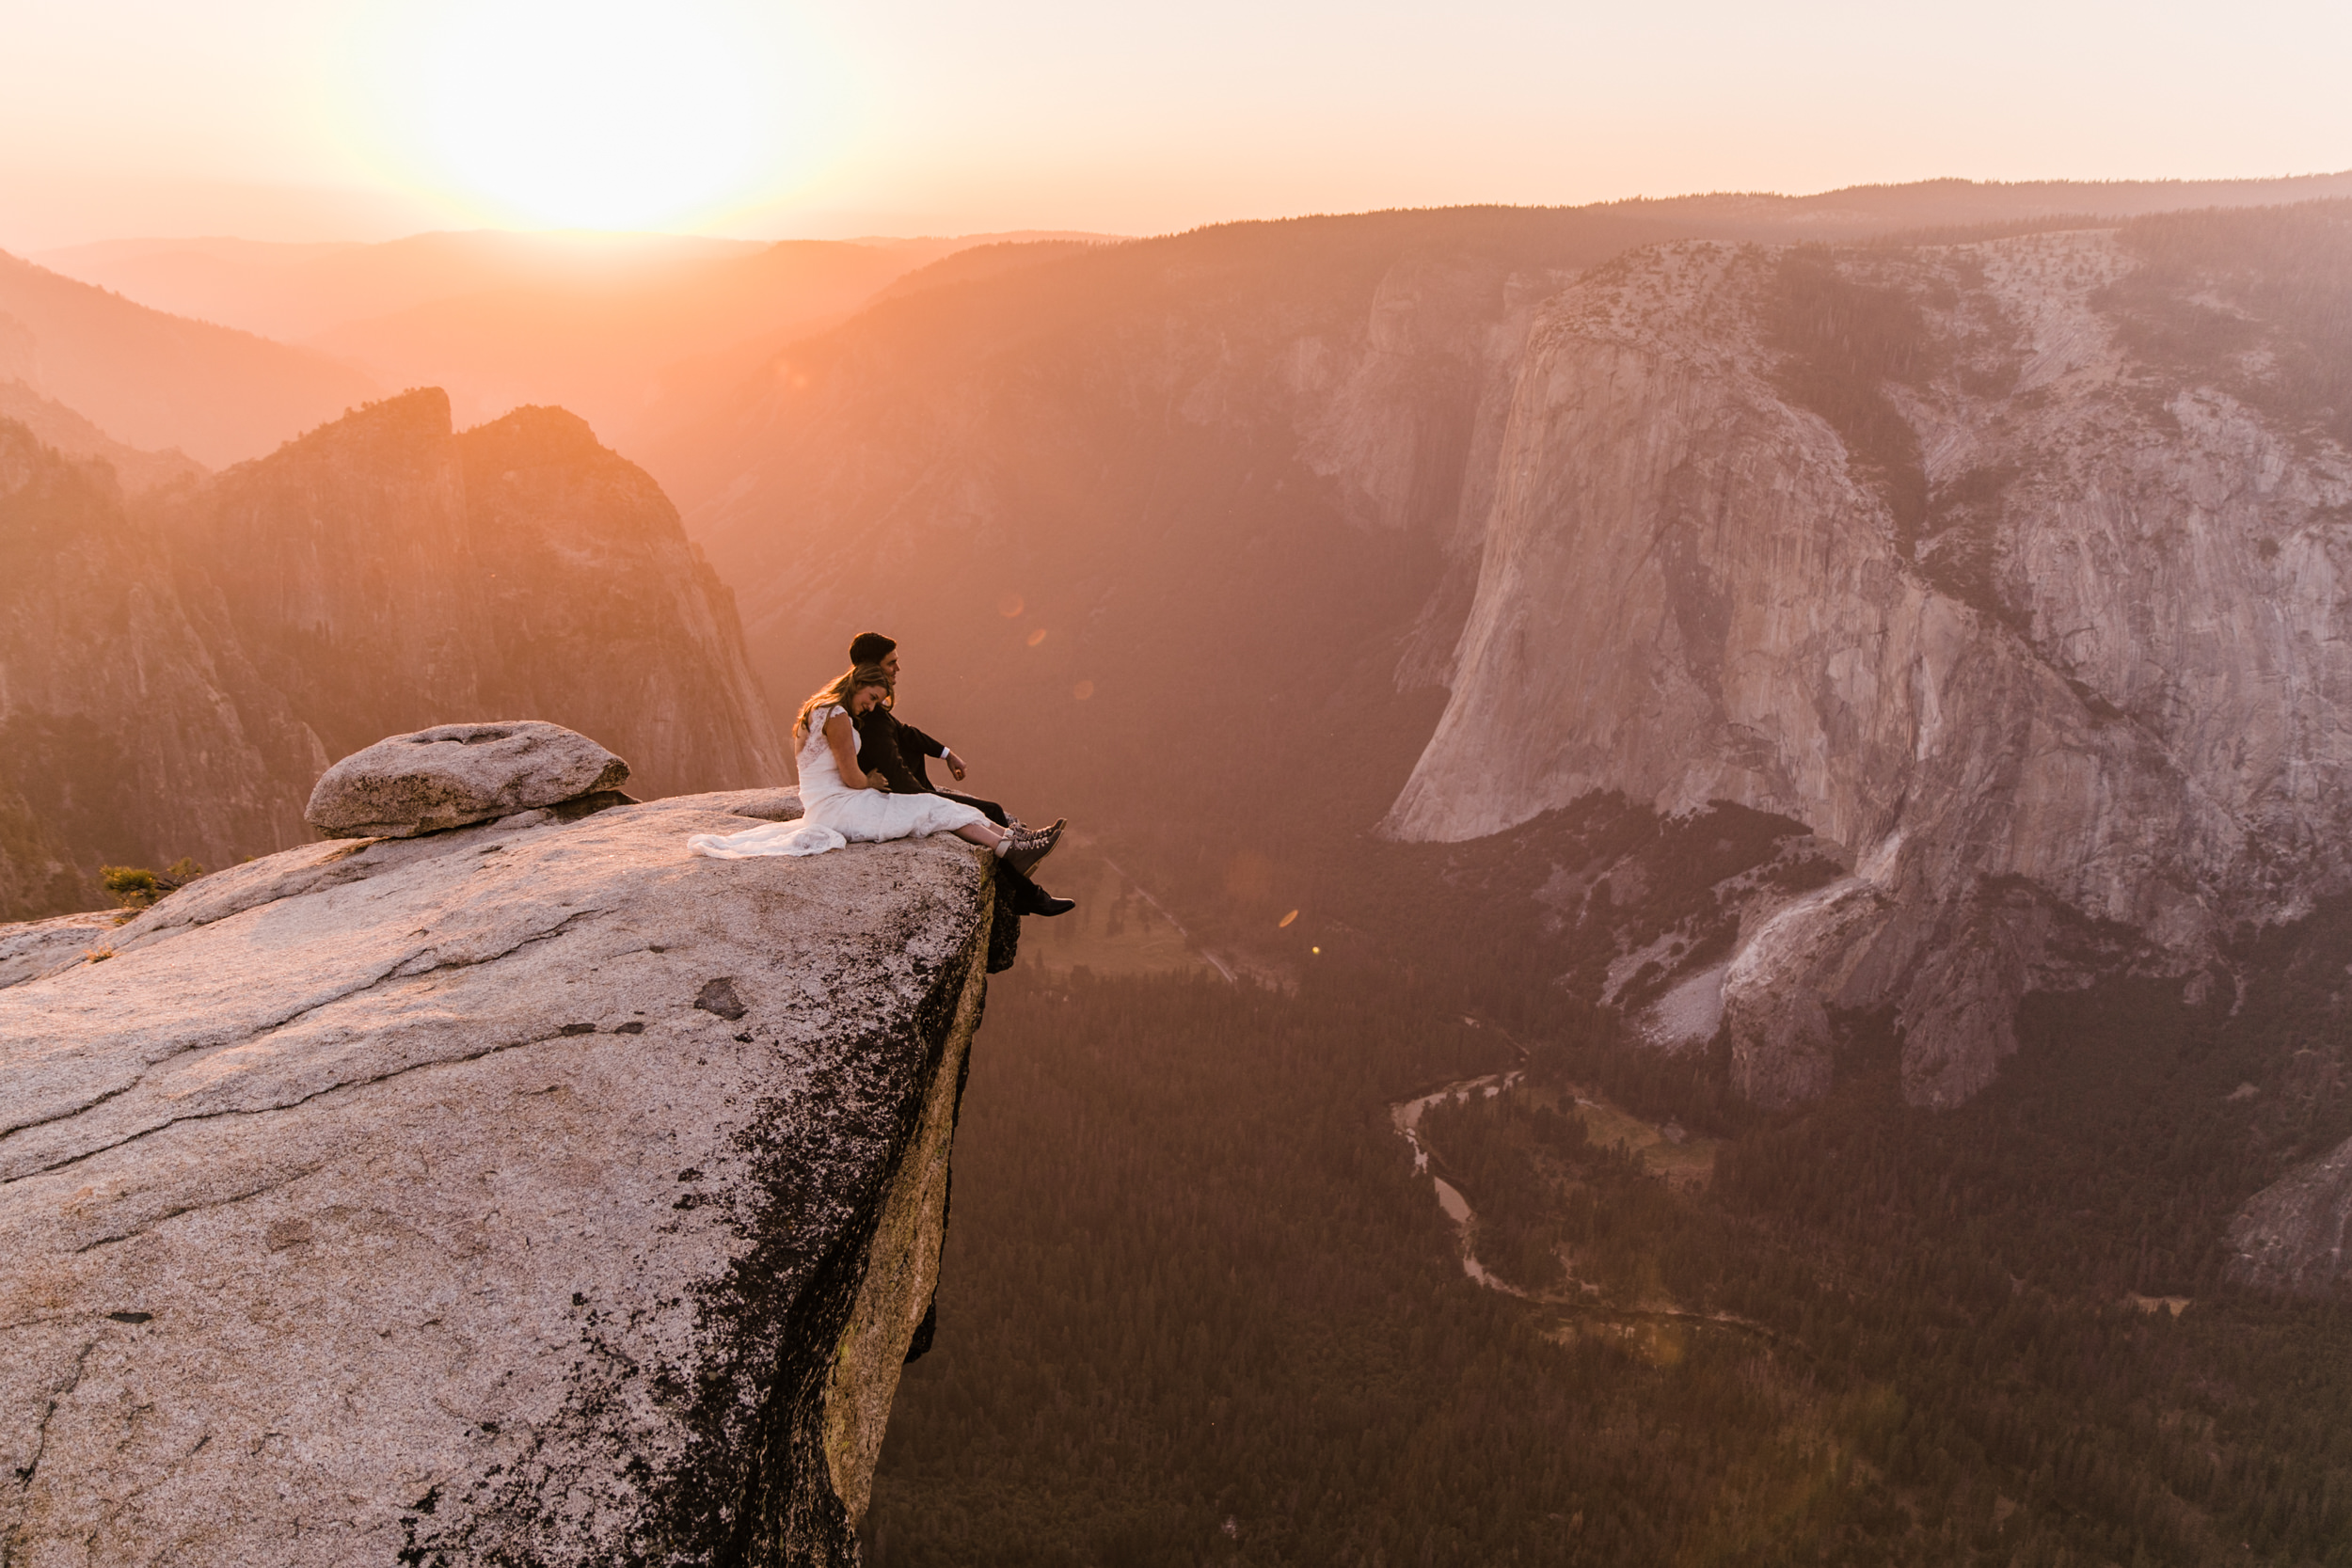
[0,784,993,1565]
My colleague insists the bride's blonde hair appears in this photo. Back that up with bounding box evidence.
[794,663,893,742]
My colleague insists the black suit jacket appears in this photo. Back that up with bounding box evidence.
[852,705,946,795]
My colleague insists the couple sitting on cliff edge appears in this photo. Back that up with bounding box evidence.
[690,630,1073,922]
[791,630,1073,915]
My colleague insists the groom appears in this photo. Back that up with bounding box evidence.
[848,630,1075,918]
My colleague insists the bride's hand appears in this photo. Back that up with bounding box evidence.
[864,771,893,792]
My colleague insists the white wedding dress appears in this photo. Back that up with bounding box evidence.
[688,705,987,860]
[795,705,989,840]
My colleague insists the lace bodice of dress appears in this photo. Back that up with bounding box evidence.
[796,705,857,798]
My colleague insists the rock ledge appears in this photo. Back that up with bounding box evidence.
[0,785,990,1566]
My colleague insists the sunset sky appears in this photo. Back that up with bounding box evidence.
[4,0,2347,249]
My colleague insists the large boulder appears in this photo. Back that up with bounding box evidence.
[304,720,631,838]
[0,786,993,1565]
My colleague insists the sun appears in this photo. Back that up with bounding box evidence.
[371,0,818,230]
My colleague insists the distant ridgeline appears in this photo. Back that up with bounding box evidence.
[0,389,784,918]
[672,188,2352,1116]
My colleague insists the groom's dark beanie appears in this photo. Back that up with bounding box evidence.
[849,631,897,664]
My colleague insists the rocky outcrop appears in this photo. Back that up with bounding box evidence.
[166,389,788,798]
[0,783,993,1565]
[453,403,787,799]
[306,721,632,837]
[2226,1133,2352,1296]
[0,390,787,920]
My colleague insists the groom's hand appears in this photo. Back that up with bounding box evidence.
[944,748,968,782]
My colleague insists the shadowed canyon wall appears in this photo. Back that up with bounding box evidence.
[0,388,785,916]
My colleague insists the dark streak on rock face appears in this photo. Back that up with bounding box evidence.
[696,939,980,1567]
[384,922,986,1568]
[986,895,1020,975]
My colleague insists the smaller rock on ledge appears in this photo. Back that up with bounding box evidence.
[1,745,993,1566]
[305,720,633,838]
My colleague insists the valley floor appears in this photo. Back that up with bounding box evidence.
[865,949,2352,1567]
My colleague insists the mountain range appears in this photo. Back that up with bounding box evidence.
[0,249,373,467]
[31,229,1117,463]
[12,171,2352,1563]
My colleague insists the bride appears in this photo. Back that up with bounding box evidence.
[794,664,1060,873]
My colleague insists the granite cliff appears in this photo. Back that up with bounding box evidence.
[1390,215,2352,1104]
[0,762,991,1564]
[0,388,786,919]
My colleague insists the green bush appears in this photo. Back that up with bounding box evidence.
[99,857,204,910]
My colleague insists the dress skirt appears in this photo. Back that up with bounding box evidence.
[800,785,987,843]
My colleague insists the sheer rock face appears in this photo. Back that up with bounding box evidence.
[0,419,319,918]
[1388,234,2352,1105]
[0,390,787,920]
[0,788,990,1566]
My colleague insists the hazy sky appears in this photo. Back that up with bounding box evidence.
[4,0,2347,248]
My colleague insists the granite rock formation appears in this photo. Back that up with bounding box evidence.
[0,418,316,919]
[0,389,786,920]
[1388,223,2352,1103]
[0,783,991,1565]
[2226,1132,2352,1297]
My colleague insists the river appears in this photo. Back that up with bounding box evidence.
[1391,1069,1782,1348]
[1389,1069,1531,1297]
